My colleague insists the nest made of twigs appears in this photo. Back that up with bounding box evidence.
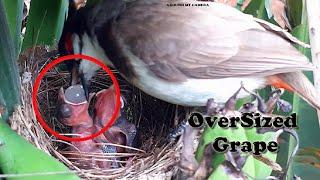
[9,46,186,179]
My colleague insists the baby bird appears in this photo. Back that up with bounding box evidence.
[94,86,137,154]
[58,85,109,169]
[58,85,137,169]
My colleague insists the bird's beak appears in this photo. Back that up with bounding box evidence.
[79,73,90,101]
[69,61,90,101]
[70,63,79,86]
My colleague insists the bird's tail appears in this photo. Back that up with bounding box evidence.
[268,72,320,111]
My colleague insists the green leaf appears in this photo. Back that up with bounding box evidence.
[244,0,278,25]
[3,0,24,54]
[236,0,245,10]
[22,0,68,50]
[0,120,80,180]
[244,0,268,19]
[0,0,21,121]
[285,22,320,179]
[287,0,303,28]
[264,0,272,18]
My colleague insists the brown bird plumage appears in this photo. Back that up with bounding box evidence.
[108,0,310,79]
[60,0,320,111]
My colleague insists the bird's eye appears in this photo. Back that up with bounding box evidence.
[59,103,72,118]
[65,33,73,54]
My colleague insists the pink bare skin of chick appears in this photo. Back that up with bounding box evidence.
[94,86,137,153]
[93,85,121,146]
[58,86,109,169]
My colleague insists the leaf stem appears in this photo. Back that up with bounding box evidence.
[305,0,320,126]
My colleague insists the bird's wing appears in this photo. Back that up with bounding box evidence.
[111,0,313,81]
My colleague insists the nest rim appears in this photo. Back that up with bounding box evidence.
[8,46,182,179]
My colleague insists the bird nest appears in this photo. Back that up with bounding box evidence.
[8,46,186,179]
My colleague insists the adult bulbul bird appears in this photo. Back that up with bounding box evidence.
[58,0,320,110]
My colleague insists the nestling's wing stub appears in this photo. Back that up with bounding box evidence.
[104,1,313,82]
